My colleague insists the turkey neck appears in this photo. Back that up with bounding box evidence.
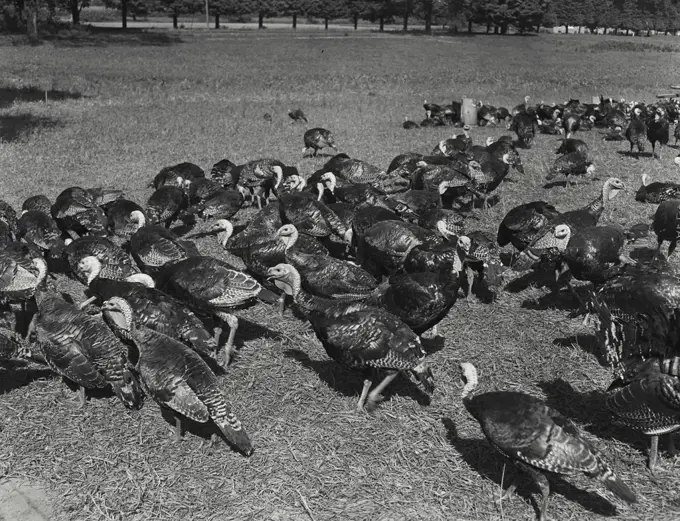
[218,228,233,248]
[281,268,340,317]
[583,183,610,220]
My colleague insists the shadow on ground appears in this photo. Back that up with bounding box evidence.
[283,348,432,407]
[41,26,184,47]
[0,114,63,142]
[0,87,82,109]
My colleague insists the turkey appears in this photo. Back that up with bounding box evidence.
[288,108,308,123]
[652,199,680,259]
[21,194,51,214]
[635,174,680,204]
[513,178,626,272]
[146,185,189,228]
[186,177,222,205]
[432,127,471,157]
[156,256,278,365]
[403,117,419,130]
[509,112,538,148]
[150,168,187,190]
[184,188,244,222]
[462,230,505,300]
[606,358,680,470]
[0,243,49,303]
[320,154,408,195]
[63,236,139,284]
[561,111,581,138]
[31,284,142,409]
[303,128,337,157]
[587,264,680,374]
[86,188,125,208]
[266,263,434,411]
[0,200,18,239]
[81,267,220,366]
[387,152,424,180]
[103,199,147,239]
[529,224,634,297]
[555,138,589,159]
[51,187,107,238]
[460,362,636,521]
[235,158,284,209]
[101,297,253,455]
[281,225,378,302]
[510,95,532,117]
[486,138,525,175]
[625,107,647,158]
[417,208,465,238]
[16,209,66,257]
[647,107,670,159]
[210,159,237,187]
[546,151,595,186]
[497,201,561,253]
[537,118,563,135]
[278,192,352,244]
[423,100,443,119]
[156,163,205,186]
[130,225,199,275]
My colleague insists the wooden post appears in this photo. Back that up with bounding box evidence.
[461,98,478,126]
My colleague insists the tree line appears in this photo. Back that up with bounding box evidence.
[5,0,680,42]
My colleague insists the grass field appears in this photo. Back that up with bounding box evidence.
[2,30,680,521]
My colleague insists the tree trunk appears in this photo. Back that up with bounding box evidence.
[494,25,499,34]
[500,23,508,34]
[70,0,80,24]
[215,13,219,29]
[353,15,358,30]
[468,20,472,33]
[25,0,38,42]
[536,24,540,33]
[564,24,568,34]
[665,29,669,35]
[172,12,178,29]
[425,15,431,33]
[258,11,264,29]
[379,17,384,31]
[403,13,408,31]
[486,22,491,33]
[647,28,651,36]
[578,26,581,34]
[121,0,127,29]
[324,17,328,30]
[292,12,297,29]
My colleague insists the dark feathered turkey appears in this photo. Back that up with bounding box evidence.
[303,128,336,157]
[647,107,670,159]
[146,185,189,228]
[509,112,537,148]
[497,201,560,252]
[51,187,107,238]
[64,235,139,284]
[130,225,199,275]
[626,107,647,158]
[210,159,238,187]
[606,357,680,469]
[101,297,253,455]
[635,174,680,204]
[460,362,636,521]
[653,199,680,259]
[33,286,142,409]
[546,151,595,184]
[16,210,65,254]
[555,138,589,159]
[288,108,307,123]
[21,195,51,215]
[267,263,434,411]
[103,199,147,239]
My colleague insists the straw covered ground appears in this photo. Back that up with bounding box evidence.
[1,28,680,520]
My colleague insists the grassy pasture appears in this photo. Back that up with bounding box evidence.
[2,30,680,521]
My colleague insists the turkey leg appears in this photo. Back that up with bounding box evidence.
[356,379,372,411]
[366,372,398,411]
[216,312,239,366]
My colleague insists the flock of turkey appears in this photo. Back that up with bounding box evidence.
[2,95,680,520]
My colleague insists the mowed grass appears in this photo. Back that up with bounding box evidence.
[2,30,680,521]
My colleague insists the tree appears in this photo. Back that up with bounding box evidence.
[159,0,203,28]
[25,0,38,41]
[56,0,89,24]
[361,0,394,30]
[306,0,348,28]
[280,0,310,29]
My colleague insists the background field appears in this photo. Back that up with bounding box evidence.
[2,30,680,521]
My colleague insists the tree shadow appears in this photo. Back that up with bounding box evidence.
[521,286,584,312]
[0,86,82,109]
[45,27,184,48]
[535,379,646,453]
[442,417,618,518]
[0,114,63,142]
[503,266,559,293]
[0,359,53,396]
[283,348,431,406]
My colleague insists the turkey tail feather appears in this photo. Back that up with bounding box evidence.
[595,460,637,504]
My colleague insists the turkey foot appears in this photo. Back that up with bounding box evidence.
[356,379,372,411]
[216,312,239,366]
[366,372,398,412]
